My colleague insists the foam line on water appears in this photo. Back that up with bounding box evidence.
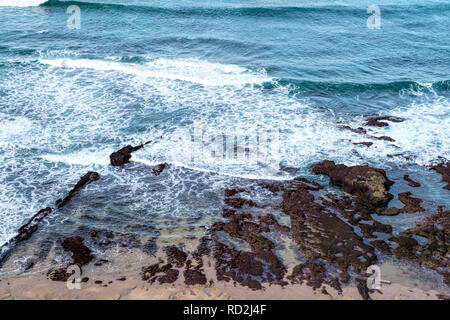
[39,57,271,86]
[132,157,291,181]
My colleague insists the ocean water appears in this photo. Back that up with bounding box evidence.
[0,0,449,247]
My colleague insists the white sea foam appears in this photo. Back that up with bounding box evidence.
[0,0,47,7]
[371,97,450,166]
[39,57,271,86]
[41,151,110,166]
[2,54,449,246]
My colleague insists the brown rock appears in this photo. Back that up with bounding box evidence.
[365,116,405,127]
[430,161,450,190]
[311,160,393,207]
[403,175,421,187]
[184,269,207,285]
[110,144,145,166]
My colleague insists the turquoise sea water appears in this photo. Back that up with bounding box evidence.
[0,0,449,246]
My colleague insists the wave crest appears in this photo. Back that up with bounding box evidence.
[0,0,48,7]
[39,57,270,86]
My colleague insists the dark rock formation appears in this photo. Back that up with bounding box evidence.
[288,261,342,293]
[365,116,405,127]
[282,178,377,282]
[403,175,421,187]
[357,281,371,300]
[48,236,93,282]
[184,269,207,285]
[159,269,179,284]
[61,236,93,267]
[353,142,373,147]
[142,263,178,284]
[109,143,148,166]
[430,161,450,190]
[370,240,392,255]
[15,207,53,243]
[311,160,393,207]
[374,136,395,142]
[56,172,100,208]
[338,125,367,134]
[152,163,167,176]
[376,192,424,216]
[320,193,392,239]
[167,246,187,268]
[1,172,99,266]
[390,206,449,271]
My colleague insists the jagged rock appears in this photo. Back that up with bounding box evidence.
[365,116,405,127]
[184,269,207,285]
[167,246,187,268]
[377,192,424,216]
[430,161,450,190]
[338,125,367,134]
[374,136,395,142]
[152,163,167,176]
[110,144,146,166]
[142,263,177,284]
[353,142,373,147]
[403,175,421,187]
[61,236,93,267]
[282,178,377,280]
[390,206,449,270]
[311,160,393,207]
[56,171,100,208]
[48,236,93,282]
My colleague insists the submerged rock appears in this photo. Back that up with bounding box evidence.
[403,174,421,187]
[376,192,424,216]
[430,161,450,190]
[390,206,449,271]
[1,172,99,266]
[365,116,405,127]
[56,171,100,208]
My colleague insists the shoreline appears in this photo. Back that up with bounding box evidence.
[0,256,445,300]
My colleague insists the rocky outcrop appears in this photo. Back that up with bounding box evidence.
[390,206,449,271]
[403,175,421,187]
[142,263,178,284]
[0,172,100,266]
[376,192,424,216]
[365,116,405,127]
[152,163,167,176]
[282,178,377,284]
[56,171,100,208]
[167,246,187,268]
[430,161,450,190]
[311,160,394,207]
[110,144,145,166]
[48,236,93,281]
